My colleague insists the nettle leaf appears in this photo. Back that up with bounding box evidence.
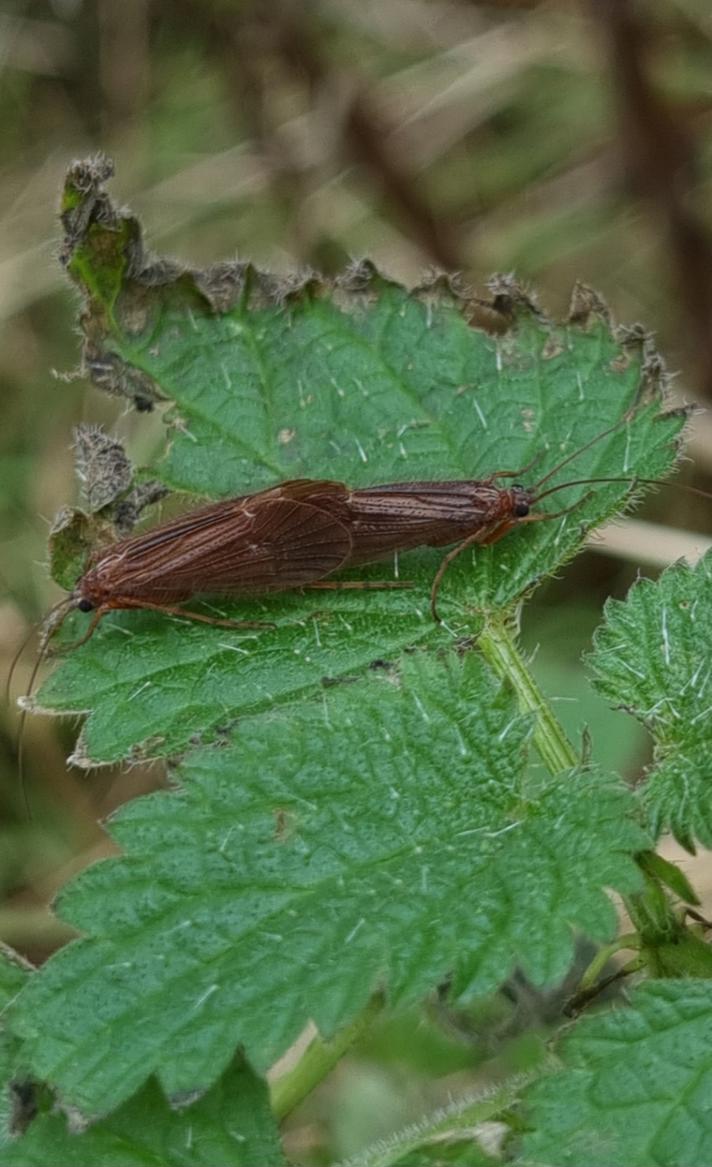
[0,948,32,1147]
[520,980,712,1167]
[590,551,712,849]
[0,1056,283,1167]
[0,950,28,1012]
[38,566,467,766]
[12,656,647,1115]
[34,158,684,767]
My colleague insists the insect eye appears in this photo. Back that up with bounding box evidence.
[77,598,94,613]
[514,501,530,518]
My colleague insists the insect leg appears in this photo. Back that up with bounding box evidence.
[429,490,599,621]
[489,447,547,480]
[429,521,507,621]
[303,579,412,590]
[111,601,274,632]
[60,603,273,649]
[57,607,110,652]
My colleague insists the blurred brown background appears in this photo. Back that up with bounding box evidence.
[2,0,712,1157]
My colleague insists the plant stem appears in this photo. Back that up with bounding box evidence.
[271,993,384,1120]
[577,932,641,992]
[332,1070,540,1167]
[478,611,578,774]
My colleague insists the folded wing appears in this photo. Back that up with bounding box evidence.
[85,487,353,603]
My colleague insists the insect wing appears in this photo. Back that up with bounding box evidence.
[86,495,353,601]
[209,496,354,592]
[344,480,506,561]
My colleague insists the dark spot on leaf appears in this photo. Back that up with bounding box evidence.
[321,674,359,688]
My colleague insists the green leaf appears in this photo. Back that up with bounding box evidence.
[12,656,647,1115]
[637,851,700,906]
[589,550,712,849]
[0,1056,284,1167]
[0,948,32,1147]
[0,949,29,1011]
[35,162,684,768]
[520,979,712,1167]
[37,572,465,765]
[47,508,112,593]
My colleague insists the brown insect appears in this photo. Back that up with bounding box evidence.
[318,416,689,619]
[7,414,695,817]
[60,449,580,640]
[69,479,360,642]
[29,415,686,647]
[68,475,533,634]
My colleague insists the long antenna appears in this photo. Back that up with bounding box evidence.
[8,598,73,820]
[532,413,634,492]
[533,475,712,505]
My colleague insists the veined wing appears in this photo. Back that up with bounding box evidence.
[88,493,353,602]
[344,480,505,562]
[108,479,348,556]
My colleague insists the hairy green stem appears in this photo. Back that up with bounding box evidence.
[271,994,384,1120]
[478,611,578,774]
[577,933,641,992]
[332,1070,541,1167]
